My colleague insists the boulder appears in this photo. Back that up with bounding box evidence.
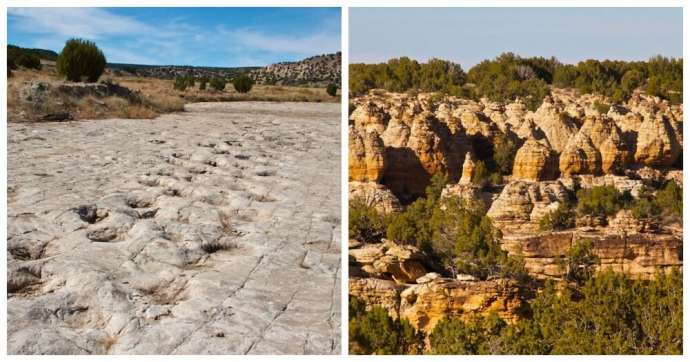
[530,96,578,153]
[634,114,682,166]
[351,101,389,134]
[487,180,570,233]
[559,132,601,176]
[349,240,431,283]
[512,138,559,181]
[348,181,402,214]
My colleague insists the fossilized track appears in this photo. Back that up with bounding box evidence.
[7,102,341,354]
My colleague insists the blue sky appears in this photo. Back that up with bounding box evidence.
[350,8,682,67]
[8,7,341,67]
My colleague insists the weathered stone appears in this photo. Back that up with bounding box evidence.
[512,138,558,181]
[349,126,386,182]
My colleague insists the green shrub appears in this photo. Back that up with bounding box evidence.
[656,181,682,217]
[501,270,683,354]
[8,45,48,70]
[560,239,599,283]
[471,160,490,186]
[233,74,254,93]
[209,77,226,91]
[575,185,629,218]
[349,297,423,355]
[199,77,208,90]
[173,75,195,91]
[492,133,519,175]
[56,38,106,82]
[430,313,506,354]
[386,173,447,250]
[385,172,526,281]
[16,53,41,70]
[429,196,520,280]
[630,196,662,220]
[326,83,338,97]
[593,100,610,114]
[349,198,387,243]
[539,204,575,231]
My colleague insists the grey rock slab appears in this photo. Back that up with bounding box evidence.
[8,102,341,354]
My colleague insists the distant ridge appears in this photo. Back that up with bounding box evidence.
[250,52,341,86]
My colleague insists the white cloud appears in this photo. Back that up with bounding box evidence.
[220,28,340,57]
[8,7,154,39]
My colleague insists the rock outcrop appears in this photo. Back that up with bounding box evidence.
[349,126,386,183]
[487,180,570,233]
[559,132,602,176]
[348,241,526,332]
[349,181,402,214]
[399,278,525,333]
[512,138,559,181]
[459,152,476,184]
[530,96,578,153]
[382,111,467,201]
[349,240,432,283]
[502,231,682,280]
[634,114,682,166]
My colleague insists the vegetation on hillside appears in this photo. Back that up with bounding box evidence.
[349,297,424,355]
[351,173,527,281]
[350,266,683,354]
[350,53,683,110]
[173,75,195,91]
[8,45,42,71]
[427,269,682,355]
[7,45,58,73]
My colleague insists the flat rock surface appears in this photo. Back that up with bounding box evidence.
[7,102,341,354]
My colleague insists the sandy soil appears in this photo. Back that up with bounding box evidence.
[7,102,341,354]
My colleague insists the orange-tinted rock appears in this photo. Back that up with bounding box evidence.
[512,138,559,181]
[349,126,386,182]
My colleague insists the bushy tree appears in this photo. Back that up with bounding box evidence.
[539,204,575,231]
[492,133,519,175]
[209,77,226,91]
[326,83,338,96]
[349,57,467,96]
[349,297,423,355]
[655,181,682,217]
[560,239,599,283]
[233,74,254,93]
[386,173,447,251]
[503,270,683,354]
[350,54,682,105]
[575,185,629,218]
[423,270,682,355]
[349,198,387,243]
[430,314,506,354]
[199,77,208,90]
[173,75,195,91]
[56,38,106,82]
[631,181,682,221]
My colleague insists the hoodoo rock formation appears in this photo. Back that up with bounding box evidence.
[349,88,682,347]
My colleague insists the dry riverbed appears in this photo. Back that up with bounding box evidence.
[7,102,341,354]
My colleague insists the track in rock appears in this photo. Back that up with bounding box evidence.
[7,101,341,354]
